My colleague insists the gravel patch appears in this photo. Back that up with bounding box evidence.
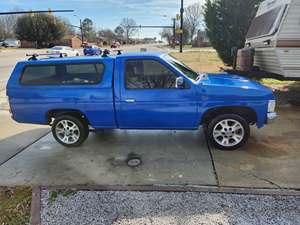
[41,190,300,225]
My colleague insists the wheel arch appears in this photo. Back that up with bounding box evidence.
[201,106,257,126]
[46,109,90,125]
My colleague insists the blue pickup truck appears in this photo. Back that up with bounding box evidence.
[6,52,276,150]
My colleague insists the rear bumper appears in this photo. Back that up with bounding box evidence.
[267,112,277,124]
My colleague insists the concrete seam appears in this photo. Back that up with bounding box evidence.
[0,130,50,167]
[250,173,282,189]
[204,130,220,186]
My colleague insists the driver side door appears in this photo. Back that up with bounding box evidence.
[118,57,198,129]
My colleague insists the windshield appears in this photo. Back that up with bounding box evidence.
[163,55,199,81]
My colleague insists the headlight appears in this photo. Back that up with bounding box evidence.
[268,100,276,113]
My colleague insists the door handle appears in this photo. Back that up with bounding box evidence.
[125,99,136,103]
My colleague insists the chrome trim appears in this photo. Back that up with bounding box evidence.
[125,99,136,103]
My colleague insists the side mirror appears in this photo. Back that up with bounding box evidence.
[175,77,184,89]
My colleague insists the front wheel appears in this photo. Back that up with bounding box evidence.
[207,114,250,151]
[52,115,89,147]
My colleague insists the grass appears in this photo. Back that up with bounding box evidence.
[48,190,77,204]
[170,50,226,73]
[260,78,296,86]
[170,49,299,87]
[0,187,32,225]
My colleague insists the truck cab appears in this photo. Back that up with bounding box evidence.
[7,52,277,150]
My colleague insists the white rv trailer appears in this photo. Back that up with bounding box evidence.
[245,0,300,79]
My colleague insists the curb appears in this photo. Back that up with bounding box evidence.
[30,187,41,225]
[42,184,300,196]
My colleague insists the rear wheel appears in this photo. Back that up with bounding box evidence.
[52,115,89,147]
[207,114,250,150]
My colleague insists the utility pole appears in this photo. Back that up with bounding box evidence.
[180,0,184,53]
[80,19,84,44]
[74,15,84,45]
[172,18,176,48]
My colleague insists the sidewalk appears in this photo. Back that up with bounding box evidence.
[0,110,49,166]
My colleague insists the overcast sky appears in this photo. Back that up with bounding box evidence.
[2,0,204,39]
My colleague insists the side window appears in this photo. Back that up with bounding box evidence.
[125,59,177,89]
[20,63,104,85]
[63,64,104,84]
[20,66,57,85]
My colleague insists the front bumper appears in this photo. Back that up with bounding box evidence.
[267,112,277,124]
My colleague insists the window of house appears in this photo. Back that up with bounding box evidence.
[125,59,177,89]
[21,63,104,85]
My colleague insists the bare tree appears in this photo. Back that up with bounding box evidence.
[98,28,116,43]
[184,3,203,43]
[119,18,137,43]
[82,18,97,41]
[160,28,173,45]
[0,14,19,39]
[60,17,76,36]
[0,20,5,40]
[114,26,124,39]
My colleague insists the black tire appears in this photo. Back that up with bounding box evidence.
[52,115,89,147]
[207,114,250,151]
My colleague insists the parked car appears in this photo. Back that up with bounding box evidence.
[46,46,80,57]
[6,52,277,150]
[111,41,121,48]
[3,39,21,48]
[83,45,102,56]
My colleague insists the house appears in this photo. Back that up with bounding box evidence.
[58,35,82,49]
[193,30,211,47]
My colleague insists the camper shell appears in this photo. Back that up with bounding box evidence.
[236,0,300,79]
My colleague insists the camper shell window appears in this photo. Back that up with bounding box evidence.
[246,5,285,39]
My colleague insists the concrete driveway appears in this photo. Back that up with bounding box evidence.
[0,107,299,189]
[0,128,216,186]
[210,106,300,189]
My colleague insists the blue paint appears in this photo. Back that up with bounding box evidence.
[6,52,275,130]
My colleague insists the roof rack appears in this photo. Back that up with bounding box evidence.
[102,49,111,57]
[112,49,124,55]
[26,53,65,61]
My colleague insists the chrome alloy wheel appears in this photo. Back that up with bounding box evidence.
[55,120,80,145]
[213,119,245,147]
